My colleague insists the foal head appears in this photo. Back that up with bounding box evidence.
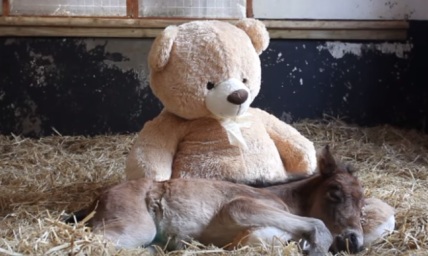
[310,145,365,253]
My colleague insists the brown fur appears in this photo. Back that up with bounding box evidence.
[70,146,366,255]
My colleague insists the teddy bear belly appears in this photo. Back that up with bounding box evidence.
[171,141,288,183]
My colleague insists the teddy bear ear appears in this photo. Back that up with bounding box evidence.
[148,25,178,72]
[235,18,270,55]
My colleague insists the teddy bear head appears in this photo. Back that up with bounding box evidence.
[148,19,270,120]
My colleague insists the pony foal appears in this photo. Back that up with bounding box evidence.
[67,146,368,255]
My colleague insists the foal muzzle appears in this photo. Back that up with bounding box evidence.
[330,230,364,254]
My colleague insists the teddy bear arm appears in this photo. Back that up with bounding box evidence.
[254,109,317,175]
[125,115,181,181]
[361,197,395,247]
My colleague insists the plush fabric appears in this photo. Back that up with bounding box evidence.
[126,19,316,182]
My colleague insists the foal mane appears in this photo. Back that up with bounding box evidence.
[249,145,358,189]
[246,174,314,188]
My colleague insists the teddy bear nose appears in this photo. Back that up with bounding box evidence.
[227,89,249,105]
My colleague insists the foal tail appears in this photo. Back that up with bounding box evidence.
[63,202,98,225]
[63,208,90,224]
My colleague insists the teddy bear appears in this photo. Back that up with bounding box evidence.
[125,18,395,247]
[125,18,317,184]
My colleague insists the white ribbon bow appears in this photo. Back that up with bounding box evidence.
[219,113,252,150]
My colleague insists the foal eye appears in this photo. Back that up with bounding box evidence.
[242,78,248,83]
[327,186,343,203]
[206,82,215,90]
[327,190,342,203]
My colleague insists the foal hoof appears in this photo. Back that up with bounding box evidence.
[300,240,329,256]
[330,232,364,254]
[305,247,329,256]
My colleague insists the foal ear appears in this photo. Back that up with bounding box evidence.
[345,164,357,175]
[317,145,337,176]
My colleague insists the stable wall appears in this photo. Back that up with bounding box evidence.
[0,20,426,137]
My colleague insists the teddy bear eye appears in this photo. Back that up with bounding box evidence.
[206,82,215,90]
[242,78,248,83]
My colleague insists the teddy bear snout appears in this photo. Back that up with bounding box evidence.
[227,89,249,105]
[205,78,252,118]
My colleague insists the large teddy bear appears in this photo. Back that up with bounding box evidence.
[126,19,395,247]
[126,19,317,184]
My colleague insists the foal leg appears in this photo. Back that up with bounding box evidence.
[93,213,157,249]
[219,197,333,256]
[361,197,395,246]
[90,181,158,249]
[228,227,293,249]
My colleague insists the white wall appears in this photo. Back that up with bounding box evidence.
[254,0,428,20]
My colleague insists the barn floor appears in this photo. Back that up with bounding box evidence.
[1,119,427,256]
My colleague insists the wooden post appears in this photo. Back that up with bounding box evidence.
[2,0,10,16]
[246,0,253,18]
[127,0,139,18]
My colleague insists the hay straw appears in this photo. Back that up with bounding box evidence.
[1,118,427,255]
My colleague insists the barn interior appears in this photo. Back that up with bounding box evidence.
[1,1,427,255]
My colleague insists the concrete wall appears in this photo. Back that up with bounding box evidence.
[0,21,427,137]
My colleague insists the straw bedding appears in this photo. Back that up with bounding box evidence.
[1,118,427,256]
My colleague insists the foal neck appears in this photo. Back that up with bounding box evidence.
[263,174,324,216]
